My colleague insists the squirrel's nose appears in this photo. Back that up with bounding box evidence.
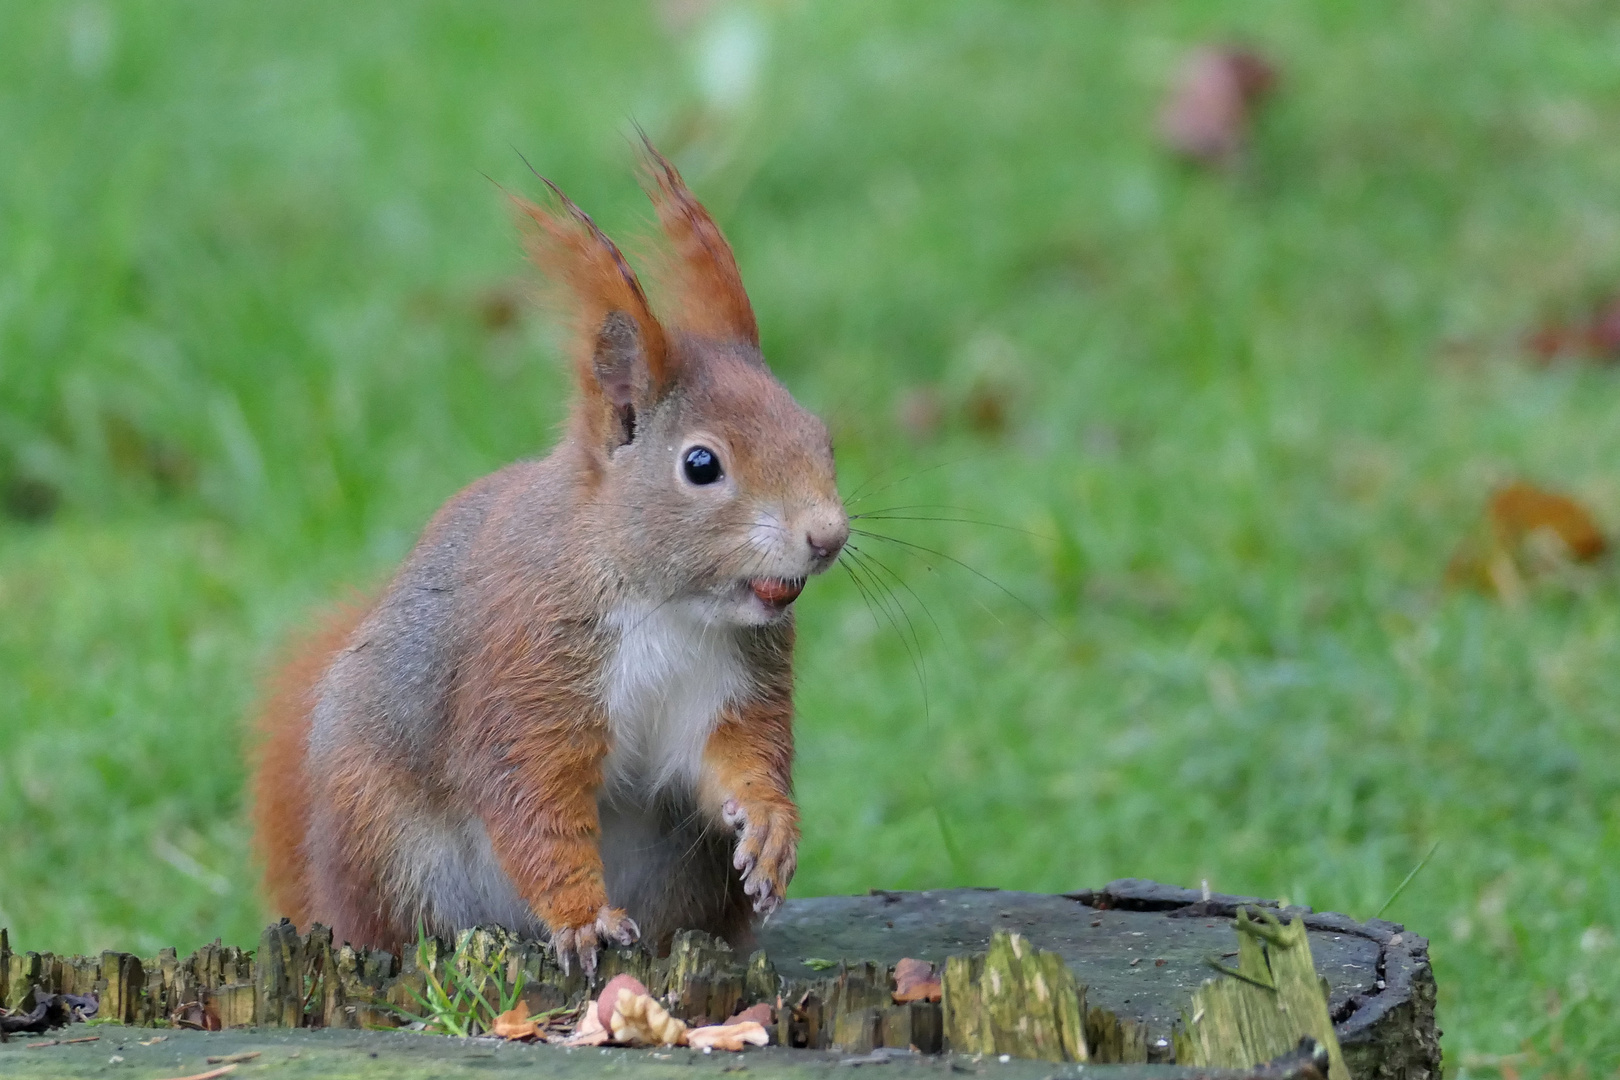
[806,520,848,563]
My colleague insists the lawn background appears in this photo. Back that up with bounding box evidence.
[3,1,1620,1072]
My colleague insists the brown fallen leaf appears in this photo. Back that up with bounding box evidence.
[476,285,523,331]
[489,1006,539,1041]
[963,380,1010,436]
[1159,45,1277,165]
[892,958,942,1004]
[1526,295,1620,365]
[685,1020,771,1051]
[1446,481,1608,601]
[723,1003,774,1027]
[1490,482,1607,561]
[895,385,946,442]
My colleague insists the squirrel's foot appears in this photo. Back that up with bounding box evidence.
[724,798,799,919]
[551,906,640,978]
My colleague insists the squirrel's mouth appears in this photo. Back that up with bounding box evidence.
[749,577,806,610]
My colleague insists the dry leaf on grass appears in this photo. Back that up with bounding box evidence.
[1159,46,1277,164]
[609,989,688,1047]
[892,958,942,1003]
[475,284,523,332]
[686,1020,770,1051]
[1490,482,1607,561]
[1446,481,1608,601]
[490,1006,539,1041]
[1526,296,1620,365]
[895,385,945,442]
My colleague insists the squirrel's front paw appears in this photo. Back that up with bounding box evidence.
[551,905,640,978]
[723,798,799,919]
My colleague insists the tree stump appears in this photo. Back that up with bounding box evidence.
[0,880,1438,1079]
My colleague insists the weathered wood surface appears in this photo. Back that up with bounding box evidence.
[0,881,1437,1078]
[0,1027,1333,1080]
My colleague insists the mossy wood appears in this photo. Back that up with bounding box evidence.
[0,881,1437,1078]
[1179,908,1350,1080]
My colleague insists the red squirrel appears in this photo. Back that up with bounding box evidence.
[250,141,848,974]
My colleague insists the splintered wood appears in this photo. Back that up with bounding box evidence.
[1181,908,1348,1080]
[941,931,1088,1063]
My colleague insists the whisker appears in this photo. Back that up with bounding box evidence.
[849,502,992,517]
[850,528,1065,641]
[846,543,944,646]
[843,456,976,509]
[838,560,887,636]
[850,513,1052,541]
[839,458,911,508]
[844,546,931,720]
[839,550,929,716]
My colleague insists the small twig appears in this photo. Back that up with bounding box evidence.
[206,1051,261,1064]
[155,1067,237,1080]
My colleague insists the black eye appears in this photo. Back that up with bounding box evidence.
[682,446,723,485]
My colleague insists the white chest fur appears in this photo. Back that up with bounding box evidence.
[601,601,747,794]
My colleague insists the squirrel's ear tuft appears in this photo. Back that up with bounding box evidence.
[513,178,670,449]
[638,135,759,348]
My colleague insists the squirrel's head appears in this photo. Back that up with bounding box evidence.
[516,139,846,627]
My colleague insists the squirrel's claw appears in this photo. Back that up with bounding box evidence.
[551,906,639,977]
[726,801,798,918]
[597,906,641,947]
[551,924,592,977]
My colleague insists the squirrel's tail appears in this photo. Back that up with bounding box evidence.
[248,599,369,929]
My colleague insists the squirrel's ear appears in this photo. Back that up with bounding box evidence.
[591,310,648,445]
[513,179,671,451]
[638,135,759,348]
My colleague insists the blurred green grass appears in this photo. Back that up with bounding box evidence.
[3,0,1620,1071]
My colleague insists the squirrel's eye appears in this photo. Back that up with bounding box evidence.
[682,446,723,485]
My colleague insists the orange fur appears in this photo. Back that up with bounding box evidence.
[702,696,800,904]
[248,600,370,928]
[638,137,759,346]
